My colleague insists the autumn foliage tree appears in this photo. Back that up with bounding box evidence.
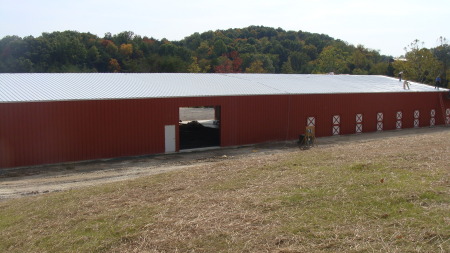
[108,58,121,72]
[214,56,233,73]
[119,44,133,58]
[214,51,242,73]
[229,51,242,73]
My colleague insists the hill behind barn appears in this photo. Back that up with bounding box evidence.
[0,127,449,252]
[0,26,395,75]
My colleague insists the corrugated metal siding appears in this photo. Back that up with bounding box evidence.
[286,92,449,138]
[1,92,449,168]
[1,73,447,102]
[0,99,171,168]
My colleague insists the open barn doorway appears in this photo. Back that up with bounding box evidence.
[179,106,221,150]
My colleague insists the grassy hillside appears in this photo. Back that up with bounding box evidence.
[1,129,449,252]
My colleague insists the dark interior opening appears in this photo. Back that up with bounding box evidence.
[179,106,221,150]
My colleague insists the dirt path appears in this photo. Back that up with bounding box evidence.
[1,127,448,201]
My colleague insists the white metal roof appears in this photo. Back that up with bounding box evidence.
[0,73,446,102]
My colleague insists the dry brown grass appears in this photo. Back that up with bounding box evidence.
[1,128,449,252]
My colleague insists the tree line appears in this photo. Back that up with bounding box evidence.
[0,26,448,86]
[393,38,449,87]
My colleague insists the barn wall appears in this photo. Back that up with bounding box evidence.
[0,99,175,168]
[287,92,449,138]
[1,92,449,168]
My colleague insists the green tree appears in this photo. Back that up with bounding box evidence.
[352,68,368,75]
[0,35,29,72]
[0,26,396,74]
[281,59,294,73]
[245,60,266,73]
[182,32,202,50]
[16,57,34,72]
[433,37,450,87]
[113,31,134,45]
[87,46,100,64]
[242,54,275,73]
[50,31,87,66]
[198,58,211,73]
[187,56,201,73]
[158,56,187,72]
[196,41,211,59]
[313,45,349,74]
[104,40,118,57]
[370,61,390,75]
[350,45,369,72]
[396,40,441,83]
[213,39,227,56]
[289,51,310,73]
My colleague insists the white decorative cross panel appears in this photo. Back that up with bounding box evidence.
[356,123,363,133]
[307,117,315,126]
[396,120,402,129]
[447,109,450,124]
[430,109,435,127]
[377,112,383,122]
[414,119,419,128]
[377,122,383,131]
[414,110,420,119]
[396,111,403,120]
[332,125,340,135]
[356,114,363,123]
[332,115,340,125]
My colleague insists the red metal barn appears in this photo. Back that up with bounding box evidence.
[1,73,449,169]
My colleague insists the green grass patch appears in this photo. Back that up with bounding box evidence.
[0,176,165,253]
[273,148,449,251]
[1,131,449,252]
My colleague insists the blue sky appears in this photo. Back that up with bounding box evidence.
[1,0,449,57]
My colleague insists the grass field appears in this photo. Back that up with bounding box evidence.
[1,129,449,252]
